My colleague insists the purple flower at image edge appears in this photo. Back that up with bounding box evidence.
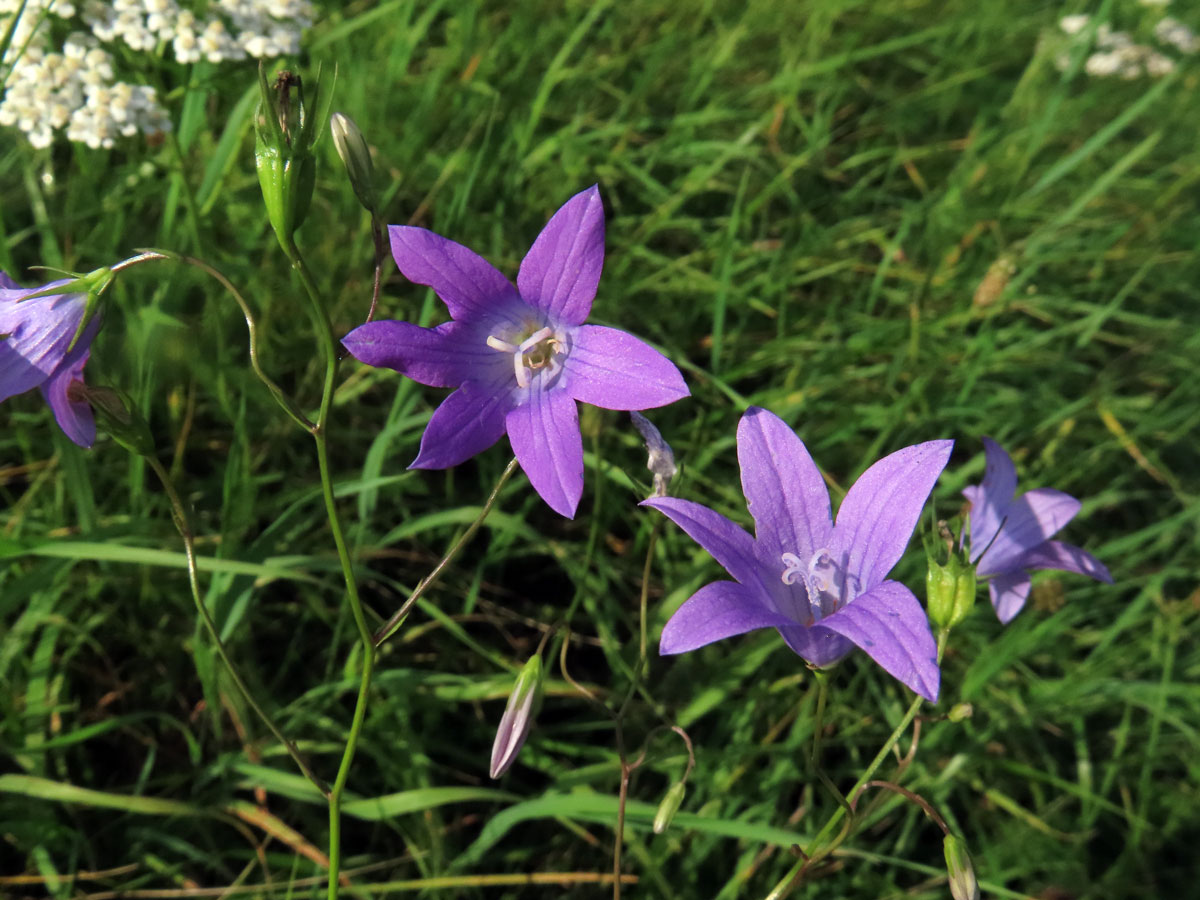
[644,407,952,702]
[0,273,100,447]
[964,437,1112,624]
[342,185,689,518]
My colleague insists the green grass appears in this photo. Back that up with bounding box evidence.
[3,0,1199,897]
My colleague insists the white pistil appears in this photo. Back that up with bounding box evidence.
[488,326,562,390]
[518,326,553,352]
[780,552,804,585]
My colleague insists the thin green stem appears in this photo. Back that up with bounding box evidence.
[638,520,661,664]
[144,455,327,795]
[279,239,374,900]
[763,630,949,900]
[373,457,521,646]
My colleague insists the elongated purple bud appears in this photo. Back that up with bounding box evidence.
[489,654,543,779]
[631,411,677,498]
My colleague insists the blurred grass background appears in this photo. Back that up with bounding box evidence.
[2,0,1199,897]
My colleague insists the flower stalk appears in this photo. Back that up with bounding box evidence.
[141,453,326,795]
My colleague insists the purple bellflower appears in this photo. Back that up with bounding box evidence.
[0,273,100,447]
[343,185,689,518]
[964,437,1112,624]
[644,407,952,701]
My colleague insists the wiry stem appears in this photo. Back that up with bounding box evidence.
[116,250,314,431]
[144,455,327,795]
[372,457,520,646]
[762,630,950,900]
[279,241,375,900]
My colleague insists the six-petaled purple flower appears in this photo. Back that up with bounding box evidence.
[0,273,100,447]
[964,437,1112,623]
[343,185,690,518]
[644,407,952,701]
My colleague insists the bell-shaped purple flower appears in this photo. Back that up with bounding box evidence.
[645,407,951,701]
[343,185,689,518]
[0,273,100,447]
[964,437,1112,623]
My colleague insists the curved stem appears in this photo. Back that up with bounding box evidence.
[763,630,949,900]
[366,214,387,324]
[116,250,314,431]
[145,455,327,795]
[373,457,521,646]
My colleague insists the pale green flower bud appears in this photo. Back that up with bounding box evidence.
[948,702,974,723]
[254,64,335,249]
[330,112,378,215]
[489,654,544,779]
[653,781,686,834]
[924,517,977,629]
[943,834,980,900]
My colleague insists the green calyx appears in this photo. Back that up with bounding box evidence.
[254,63,337,249]
[923,516,977,630]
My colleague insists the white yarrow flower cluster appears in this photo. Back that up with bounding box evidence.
[1054,7,1198,80]
[1,0,314,148]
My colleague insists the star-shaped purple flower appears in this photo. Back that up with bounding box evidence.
[343,185,689,518]
[964,437,1112,624]
[644,407,951,701]
[0,273,100,447]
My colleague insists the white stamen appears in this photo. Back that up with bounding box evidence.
[487,335,519,353]
[780,552,804,585]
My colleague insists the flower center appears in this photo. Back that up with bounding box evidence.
[780,548,859,622]
[486,325,567,388]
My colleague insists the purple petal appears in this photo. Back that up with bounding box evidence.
[1021,540,1112,583]
[641,496,777,601]
[736,407,833,567]
[410,381,512,469]
[505,382,584,518]
[561,324,689,411]
[38,316,100,448]
[777,624,855,667]
[516,185,604,326]
[987,571,1032,624]
[660,580,796,655]
[964,437,1018,559]
[830,440,954,588]
[342,319,503,388]
[977,488,1081,576]
[817,580,940,701]
[0,285,85,403]
[389,225,523,323]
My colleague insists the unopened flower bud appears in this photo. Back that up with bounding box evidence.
[653,781,686,834]
[924,517,976,629]
[947,702,974,723]
[943,834,979,900]
[74,384,154,457]
[330,112,378,214]
[254,64,333,248]
[631,411,677,498]
[489,653,544,779]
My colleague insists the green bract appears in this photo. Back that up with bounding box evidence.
[924,517,976,630]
